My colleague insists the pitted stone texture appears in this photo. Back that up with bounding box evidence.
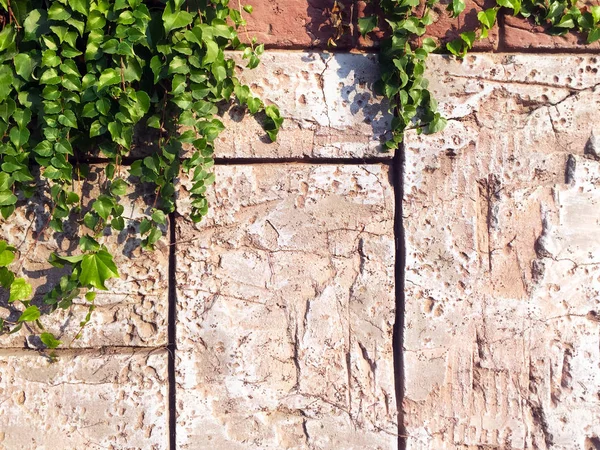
[0,349,168,449]
[403,54,600,449]
[0,165,168,347]
[218,52,392,159]
[0,294,165,348]
[176,164,397,449]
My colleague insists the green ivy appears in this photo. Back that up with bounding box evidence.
[0,0,281,346]
[357,0,600,146]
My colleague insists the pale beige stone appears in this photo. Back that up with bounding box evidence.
[404,54,600,449]
[0,165,168,348]
[216,52,393,159]
[0,349,168,449]
[176,164,397,449]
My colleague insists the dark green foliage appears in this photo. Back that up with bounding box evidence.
[0,0,280,347]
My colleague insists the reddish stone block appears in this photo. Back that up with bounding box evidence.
[241,0,356,48]
[357,0,499,51]
[502,15,600,51]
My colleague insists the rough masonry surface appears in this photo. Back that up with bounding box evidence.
[403,54,600,449]
[175,164,397,449]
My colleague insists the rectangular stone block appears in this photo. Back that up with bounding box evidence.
[358,0,499,51]
[218,52,392,159]
[502,15,600,51]
[241,0,355,48]
[175,164,397,449]
[403,54,600,449]
[0,165,168,348]
[0,348,168,449]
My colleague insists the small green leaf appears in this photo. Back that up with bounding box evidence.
[18,305,41,322]
[41,332,62,348]
[97,69,121,91]
[14,54,37,81]
[0,191,17,206]
[162,3,194,34]
[80,250,120,290]
[0,248,14,267]
[358,16,378,37]
[92,195,114,220]
[447,0,465,17]
[110,178,128,196]
[9,278,33,302]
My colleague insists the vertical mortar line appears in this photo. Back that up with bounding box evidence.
[496,9,507,53]
[168,211,177,450]
[392,143,407,450]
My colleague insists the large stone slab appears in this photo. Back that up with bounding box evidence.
[403,54,600,449]
[0,165,168,348]
[175,164,397,449]
[218,52,392,159]
[0,348,168,449]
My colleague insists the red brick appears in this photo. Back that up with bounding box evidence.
[357,0,499,51]
[241,0,355,48]
[502,15,600,51]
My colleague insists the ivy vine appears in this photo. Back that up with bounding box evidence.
[356,0,600,147]
[0,0,280,346]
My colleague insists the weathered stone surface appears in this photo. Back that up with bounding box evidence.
[175,164,397,449]
[403,54,600,449]
[503,15,600,51]
[0,348,168,449]
[0,165,168,348]
[218,52,392,159]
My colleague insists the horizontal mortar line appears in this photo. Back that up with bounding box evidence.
[232,47,600,56]
[213,156,393,165]
[72,156,394,166]
[0,345,169,356]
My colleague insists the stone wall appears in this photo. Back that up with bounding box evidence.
[1,1,600,449]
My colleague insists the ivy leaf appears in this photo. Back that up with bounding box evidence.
[358,16,378,37]
[41,332,62,348]
[110,178,128,196]
[0,191,17,206]
[14,54,37,81]
[421,37,437,53]
[447,0,466,18]
[588,27,600,43]
[478,8,498,29]
[151,210,166,224]
[23,9,49,41]
[0,24,15,52]
[9,127,30,149]
[0,267,15,288]
[97,69,121,91]
[0,248,14,267]
[9,277,33,302]
[92,195,114,220]
[80,250,120,290]
[162,2,194,34]
[18,305,41,322]
[58,110,78,128]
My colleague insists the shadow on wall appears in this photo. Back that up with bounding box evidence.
[306,0,356,48]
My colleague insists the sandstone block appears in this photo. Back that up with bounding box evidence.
[0,349,168,449]
[218,52,392,159]
[175,164,397,449]
[358,0,499,51]
[241,0,355,48]
[503,15,600,51]
[403,54,600,449]
[0,165,168,348]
